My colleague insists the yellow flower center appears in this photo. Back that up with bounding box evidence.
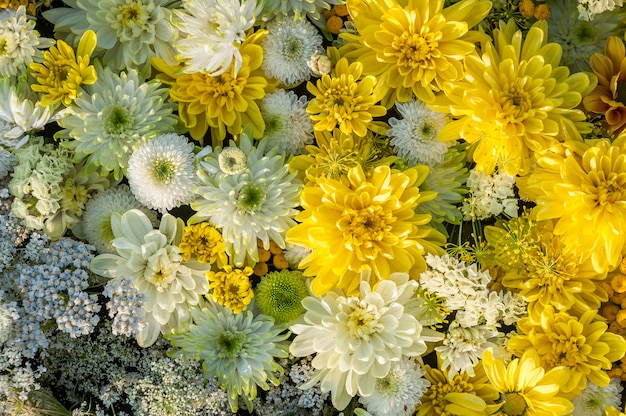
[339,205,394,258]
[426,374,476,415]
[345,298,382,340]
[49,62,71,86]
[500,78,535,124]
[60,178,89,215]
[596,173,626,205]
[501,392,528,416]
[322,76,358,121]
[393,30,440,71]
[120,3,143,26]
[546,331,587,367]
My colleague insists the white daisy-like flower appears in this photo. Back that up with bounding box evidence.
[81,184,158,254]
[435,322,500,378]
[290,273,442,411]
[359,357,431,416]
[0,78,63,149]
[191,134,302,266]
[57,66,177,180]
[0,6,53,78]
[43,0,178,71]
[0,148,15,178]
[127,133,197,213]
[261,89,313,156]
[90,209,211,347]
[387,99,451,167]
[572,378,623,416]
[262,16,323,87]
[173,0,261,76]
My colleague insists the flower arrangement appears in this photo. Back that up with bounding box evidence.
[3,0,626,415]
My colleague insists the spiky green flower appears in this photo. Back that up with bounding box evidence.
[255,270,308,323]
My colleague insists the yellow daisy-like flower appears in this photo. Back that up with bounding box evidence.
[179,222,228,268]
[431,19,595,176]
[507,308,626,397]
[339,0,491,107]
[153,30,276,147]
[416,360,500,416]
[517,137,626,274]
[482,348,573,416]
[207,265,254,314]
[306,57,386,137]
[29,30,97,107]
[484,216,608,321]
[286,164,445,295]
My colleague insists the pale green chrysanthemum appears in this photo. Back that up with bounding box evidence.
[548,0,626,73]
[261,89,313,157]
[167,298,290,413]
[416,144,468,235]
[190,133,302,266]
[57,66,177,180]
[255,270,308,323]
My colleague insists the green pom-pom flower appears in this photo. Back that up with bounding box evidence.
[255,270,308,323]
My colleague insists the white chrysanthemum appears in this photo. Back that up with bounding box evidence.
[461,168,518,221]
[167,298,290,412]
[578,0,625,20]
[218,147,247,175]
[90,209,211,347]
[173,0,261,76]
[261,89,313,156]
[290,273,442,411]
[0,6,53,78]
[0,78,63,149]
[58,66,177,180]
[43,0,178,71]
[388,99,451,167]
[0,148,16,178]
[81,184,158,253]
[262,16,323,86]
[127,133,196,213]
[261,0,341,20]
[359,357,430,416]
[572,378,623,416]
[435,322,500,378]
[191,134,302,266]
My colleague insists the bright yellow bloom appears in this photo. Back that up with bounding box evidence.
[416,360,500,416]
[286,164,445,295]
[339,0,491,107]
[179,222,228,268]
[30,30,97,107]
[207,265,254,314]
[607,406,626,416]
[306,57,386,137]
[482,348,573,416]
[431,19,595,176]
[484,216,608,321]
[517,137,626,274]
[153,30,275,147]
[507,308,626,397]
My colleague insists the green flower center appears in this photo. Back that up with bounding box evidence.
[151,158,175,183]
[237,182,266,213]
[106,105,134,135]
[265,115,287,135]
[284,38,304,61]
[216,330,246,359]
[501,392,527,416]
[573,21,597,44]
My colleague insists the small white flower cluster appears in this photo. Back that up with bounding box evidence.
[461,168,518,221]
[578,0,625,20]
[419,254,527,377]
[103,276,147,338]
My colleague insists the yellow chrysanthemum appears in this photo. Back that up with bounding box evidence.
[482,348,573,416]
[153,30,276,147]
[339,0,491,107]
[431,19,595,176]
[1,0,35,15]
[607,406,626,416]
[416,360,500,416]
[517,137,626,274]
[285,164,445,295]
[179,222,228,268]
[507,308,626,397]
[306,57,386,137]
[29,30,97,107]
[207,265,254,314]
[484,216,608,321]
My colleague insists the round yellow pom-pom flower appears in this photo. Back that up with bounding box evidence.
[286,164,445,295]
[306,57,386,137]
[431,19,595,176]
[207,265,254,314]
[507,308,626,397]
[517,136,626,274]
[179,222,228,268]
[153,30,276,147]
[30,30,97,107]
[339,0,491,107]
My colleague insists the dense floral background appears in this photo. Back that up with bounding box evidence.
[2,0,626,415]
